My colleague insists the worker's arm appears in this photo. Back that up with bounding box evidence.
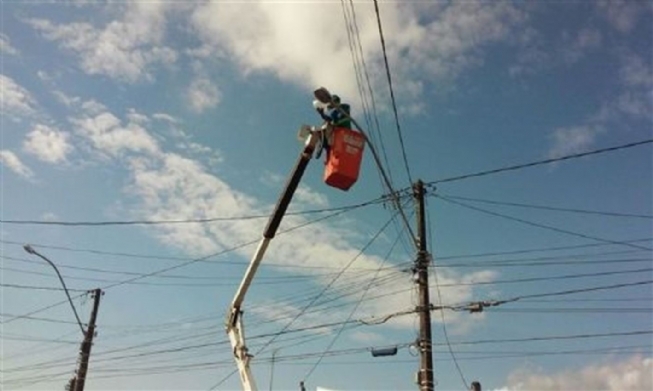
[317,108,331,123]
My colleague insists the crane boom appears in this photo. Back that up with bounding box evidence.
[226,129,320,391]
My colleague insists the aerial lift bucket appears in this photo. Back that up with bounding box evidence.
[324,127,365,191]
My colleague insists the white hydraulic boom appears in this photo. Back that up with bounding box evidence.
[226,129,320,391]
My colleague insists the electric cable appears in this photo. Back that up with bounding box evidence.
[425,138,653,186]
[302,215,405,381]
[440,193,653,219]
[373,0,413,185]
[436,195,652,252]
[212,213,400,388]
[253,212,398,355]
[426,195,469,390]
[0,196,387,226]
[348,0,393,182]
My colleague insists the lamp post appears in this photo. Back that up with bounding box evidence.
[23,244,85,335]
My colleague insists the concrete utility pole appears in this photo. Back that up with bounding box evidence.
[414,180,434,391]
[73,288,102,391]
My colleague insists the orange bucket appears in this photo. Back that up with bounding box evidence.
[324,128,365,191]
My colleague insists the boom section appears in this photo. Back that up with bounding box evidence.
[226,130,319,391]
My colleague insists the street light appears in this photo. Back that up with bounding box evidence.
[23,244,86,335]
[313,87,333,105]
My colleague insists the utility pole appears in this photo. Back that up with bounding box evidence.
[414,180,434,391]
[73,289,102,391]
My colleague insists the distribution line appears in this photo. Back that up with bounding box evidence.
[302,215,405,381]
[0,196,388,226]
[440,193,653,219]
[347,0,393,186]
[373,0,413,185]
[211,213,400,389]
[1,205,367,328]
[510,280,653,301]
[1,292,87,325]
[434,237,652,261]
[253,212,399,356]
[426,195,469,390]
[436,195,652,252]
[425,138,653,186]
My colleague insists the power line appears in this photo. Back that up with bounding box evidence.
[0,196,386,227]
[486,307,652,314]
[0,206,362,328]
[302,214,405,381]
[440,193,653,219]
[437,267,653,288]
[440,257,651,269]
[511,280,653,301]
[347,0,393,188]
[373,0,413,185]
[434,330,653,347]
[253,212,399,356]
[1,292,87,326]
[0,239,390,270]
[435,238,652,261]
[426,195,469,390]
[426,138,653,186]
[211,213,400,388]
[1,254,356,281]
[0,282,88,292]
[436,195,652,252]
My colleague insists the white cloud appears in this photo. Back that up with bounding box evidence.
[596,0,651,33]
[0,33,19,55]
[501,355,652,391]
[620,54,653,88]
[41,212,59,221]
[187,77,221,113]
[71,110,160,158]
[0,150,34,179]
[152,113,179,124]
[27,2,177,83]
[52,90,81,108]
[23,124,74,164]
[190,1,526,109]
[548,125,604,159]
[576,28,602,49]
[0,74,37,120]
[295,185,330,209]
[563,28,602,64]
[80,99,107,115]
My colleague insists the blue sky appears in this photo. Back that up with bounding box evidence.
[1,1,652,390]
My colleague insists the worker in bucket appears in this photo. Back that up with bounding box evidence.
[313,95,351,159]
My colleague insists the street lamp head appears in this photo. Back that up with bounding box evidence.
[23,244,36,254]
[313,87,332,104]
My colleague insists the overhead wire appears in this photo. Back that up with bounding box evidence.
[426,194,469,389]
[347,0,393,186]
[0,203,374,331]
[210,212,400,388]
[340,0,418,259]
[425,138,653,186]
[436,194,652,252]
[434,237,652,261]
[372,0,413,185]
[252,212,399,355]
[302,212,405,381]
[440,193,653,219]
[0,196,387,226]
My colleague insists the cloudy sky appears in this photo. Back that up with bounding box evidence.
[1,1,652,390]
